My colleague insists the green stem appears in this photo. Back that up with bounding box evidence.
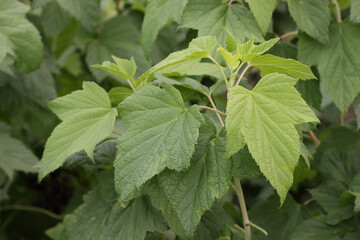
[235,64,250,86]
[207,94,225,127]
[340,113,345,126]
[249,222,268,236]
[209,56,229,89]
[0,205,63,220]
[231,62,244,87]
[129,77,137,91]
[232,179,251,240]
[199,105,227,117]
[332,0,342,23]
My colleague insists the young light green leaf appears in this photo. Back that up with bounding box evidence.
[286,0,330,44]
[158,132,231,236]
[0,130,38,178]
[0,0,43,73]
[238,37,279,63]
[92,56,137,82]
[114,83,204,202]
[217,47,240,69]
[39,82,118,180]
[316,22,360,112]
[141,0,188,59]
[226,73,319,203]
[350,0,360,23]
[138,36,217,83]
[181,0,263,44]
[247,0,277,34]
[56,0,100,33]
[250,54,316,80]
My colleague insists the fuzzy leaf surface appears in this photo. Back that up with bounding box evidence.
[114,83,204,202]
[39,82,117,179]
[158,126,231,236]
[226,73,318,202]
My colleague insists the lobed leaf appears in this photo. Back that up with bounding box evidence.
[39,82,118,180]
[226,73,319,202]
[114,83,204,201]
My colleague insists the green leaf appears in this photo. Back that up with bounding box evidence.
[318,151,360,186]
[300,22,360,112]
[138,36,217,83]
[181,0,263,44]
[141,0,188,59]
[350,0,360,23]
[226,73,318,202]
[108,87,133,106]
[297,32,322,67]
[291,215,354,240]
[249,194,309,240]
[0,130,38,177]
[153,74,210,96]
[39,82,118,180]
[286,0,330,44]
[0,0,43,72]
[309,181,355,225]
[250,54,316,80]
[295,79,322,110]
[350,171,360,212]
[157,127,231,236]
[50,172,166,240]
[56,0,100,33]
[86,15,150,82]
[114,83,204,202]
[41,1,71,37]
[237,37,279,63]
[231,146,261,181]
[247,0,277,34]
[92,56,137,82]
[158,60,224,80]
[0,63,57,138]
